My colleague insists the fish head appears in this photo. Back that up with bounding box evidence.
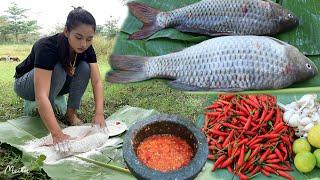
[287,47,318,82]
[270,3,299,33]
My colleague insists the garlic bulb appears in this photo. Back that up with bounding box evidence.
[281,94,320,137]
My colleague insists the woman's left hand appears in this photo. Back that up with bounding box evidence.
[92,113,106,128]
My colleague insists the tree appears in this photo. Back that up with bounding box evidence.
[101,16,120,38]
[0,15,10,42]
[3,2,39,42]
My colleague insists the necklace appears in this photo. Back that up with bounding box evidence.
[69,53,77,76]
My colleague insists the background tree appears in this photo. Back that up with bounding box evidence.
[100,16,120,38]
[1,2,39,42]
[0,15,10,42]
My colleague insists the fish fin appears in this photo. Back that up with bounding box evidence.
[109,55,147,71]
[175,25,234,37]
[127,2,163,40]
[168,80,208,91]
[106,70,149,83]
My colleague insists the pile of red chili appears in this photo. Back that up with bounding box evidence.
[136,134,193,172]
[203,94,295,180]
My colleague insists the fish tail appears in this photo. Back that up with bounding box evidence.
[107,55,150,83]
[127,2,163,40]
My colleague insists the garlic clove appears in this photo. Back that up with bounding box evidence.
[288,113,300,127]
[311,113,320,122]
[303,123,314,132]
[283,110,295,123]
[300,117,312,126]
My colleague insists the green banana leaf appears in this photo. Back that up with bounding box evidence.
[0,106,158,180]
[195,96,320,180]
[276,0,320,55]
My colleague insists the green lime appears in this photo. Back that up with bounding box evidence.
[308,125,320,148]
[314,149,320,168]
[294,151,316,173]
[293,138,311,154]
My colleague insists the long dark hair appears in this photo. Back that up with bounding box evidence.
[58,7,96,74]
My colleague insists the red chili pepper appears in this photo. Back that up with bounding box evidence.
[236,145,245,170]
[236,102,250,116]
[259,148,271,163]
[249,166,261,176]
[247,146,261,161]
[263,165,278,175]
[258,108,268,123]
[243,98,260,109]
[237,172,248,180]
[257,134,279,139]
[273,122,284,133]
[227,166,233,174]
[275,107,282,125]
[220,157,234,168]
[222,130,235,147]
[267,154,278,160]
[248,95,260,106]
[237,138,249,147]
[244,116,252,130]
[234,110,247,116]
[274,148,284,162]
[211,155,227,171]
[208,154,215,160]
[263,108,275,122]
[211,129,228,136]
[261,169,270,177]
[267,164,291,171]
[248,138,263,147]
[265,159,281,163]
[222,122,243,130]
[277,170,294,180]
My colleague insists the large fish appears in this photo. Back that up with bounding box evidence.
[107,36,318,91]
[23,120,127,164]
[128,0,299,39]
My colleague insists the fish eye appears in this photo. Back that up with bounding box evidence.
[306,63,312,69]
[288,13,293,18]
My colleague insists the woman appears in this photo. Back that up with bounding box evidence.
[14,7,106,151]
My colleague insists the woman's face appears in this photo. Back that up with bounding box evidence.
[64,24,95,54]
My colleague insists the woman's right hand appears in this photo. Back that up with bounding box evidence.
[52,131,71,153]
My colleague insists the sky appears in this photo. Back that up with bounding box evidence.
[0,0,128,34]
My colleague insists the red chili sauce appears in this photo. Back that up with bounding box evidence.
[136,134,193,172]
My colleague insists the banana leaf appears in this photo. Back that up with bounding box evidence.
[276,0,320,55]
[0,106,158,180]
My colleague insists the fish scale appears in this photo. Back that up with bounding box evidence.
[128,0,299,39]
[108,36,317,91]
[140,36,313,91]
[161,0,274,34]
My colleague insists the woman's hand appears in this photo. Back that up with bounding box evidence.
[52,131,71,153]
[92,113,106,128]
